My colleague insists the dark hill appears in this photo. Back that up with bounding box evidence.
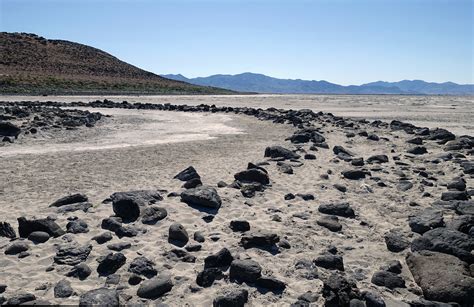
[0,32,234,95]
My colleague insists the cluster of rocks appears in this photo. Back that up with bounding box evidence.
[0,99,473,306]
[0,104,104,143]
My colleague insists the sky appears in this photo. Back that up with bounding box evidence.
[1,0,473,85]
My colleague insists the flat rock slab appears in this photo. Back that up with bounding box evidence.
[406,251,474,306]
[54,243,92,266]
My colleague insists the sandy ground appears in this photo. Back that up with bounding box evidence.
[0,95,472,306]
[2,94,473,135]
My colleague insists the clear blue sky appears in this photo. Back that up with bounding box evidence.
[1,0,473,85]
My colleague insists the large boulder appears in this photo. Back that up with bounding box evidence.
[406,251,474,305]
[411,228,474,263]
[79,288,119,306]
[180,186,222,209]
[17,217,65,238]
[264,146,300,160]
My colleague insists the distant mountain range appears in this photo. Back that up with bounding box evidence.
[162,73,474,95]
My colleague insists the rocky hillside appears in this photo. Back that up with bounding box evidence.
[0,32,234,95]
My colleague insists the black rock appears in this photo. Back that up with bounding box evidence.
[408,209,444,234]
[79,288,119,306]
[447,215,474,234]
[384,229,409,253]
[284,193,296,200]
[56,202,92,213]
[229,259,262,282]
[322,272,360,307]
[107,242,131,251]
[217,181,228,188]
[213,289,248,307]
[18,216,65,238]
[0,221,16,238]
[296,193,314,201]
[185,243,202,252]
[411,228,474,263]
[441,191,469,201]
[334,184,347,193]
[234,168,270,184]
[91,232,113,244]
[141,206,167,225]
[367,155,388,164]
[196,268,222,287]
[5,293,36,305]
[50,193,88,207]
[174,166,200,181]
[204,248,233,268]
[97,252,126,276]
[264,146,301,160]
[0,122,21,138]
[362,291,386,307]
[406,251,474,305]
[128,274,143,285]
[380,260,402,274]
[398,181,414,191]
[407,146,427,155]
[128,256,157,278]
[333,146,355,157]
[314,254,344,271]
[193,231,205,243]
[180,186,222,208]
[27,231,50,244]
[54,279,73,298]
[319,202,355,218]
[304,154,316,160]
[101,217,122,232]
[371,270,405,289]
[168,223,189,244]
[5,241,29,255]
[66,263,92,280]
[256,277,286,291]
[136,275,173,299]
[342,170,368,180]
[447,178,466,191]
[66,218,89,234]
[183,177,203,189]
[241,230,280,249]
[317,215,342,232]
[54,243,92,265]
[230,220,250,232]
[351,158,365,166]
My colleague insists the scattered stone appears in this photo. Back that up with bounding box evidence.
[54,279,73,298]
[180,186,222,208]
[241,230,280,249]
[168,223,189,244]
[196,268,223,287]
[50,193,88,207]
[380,260,402,274]
[319,202,355,218]
[217,181,228,188]
[408,209,444,234]
[314,254,344,271]
[230,220,250,232]
[367,155,388,164]
[213,289,248,307]
[5,293,36,305]
[342,170,368,180]
[174,166,200,181]
[0,221,16,238]
[28,231,50,243]
[18,216,65,238]
[141,206,167,225]
[97,252,126,276]
[447,178,466,191]
[193,231,205,243]
[256,276,286,292]
[66,218,89,234]
[317,215,342,232]
[91,232,113,244]
[407,146,427,155]
[371,270,405,289]
[230,259,262,282]
[441,191,469,201]
[234,168,270,184]
[54,243,92,265]
[284,193,296,200]
[183,177,202,189]
[304,154,316,160]
[79,288,119,306]
[398,181,414,191]
[264,146,301,160]
[322,272,360,307]
[137,275,173,299]
[105,274,120,285]
[384,229,409,252]
[66,263,92,280]
[296,193,314,201]
[128,256,157,278]
[204,248,233,268]
[107,242,131,251]
[334,184,347,193]
[5,241,29,255]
